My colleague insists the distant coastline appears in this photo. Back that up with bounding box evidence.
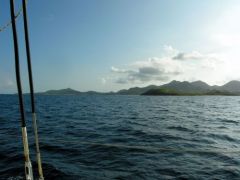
[2,80,240,96]
[30,80,240,96]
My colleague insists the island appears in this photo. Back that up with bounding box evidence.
[36,80,240,96]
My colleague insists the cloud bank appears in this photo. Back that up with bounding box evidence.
[109,46,224,85]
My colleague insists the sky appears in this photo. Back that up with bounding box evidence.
[1,0,240,93]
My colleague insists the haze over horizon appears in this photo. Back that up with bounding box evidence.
[1,0,240,93]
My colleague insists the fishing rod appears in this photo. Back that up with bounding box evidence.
[10,0,34,179]
[22,0,44,179]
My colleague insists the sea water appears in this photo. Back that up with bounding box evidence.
[1,95,240,179]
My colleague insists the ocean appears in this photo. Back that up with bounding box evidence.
[1,95,240,179]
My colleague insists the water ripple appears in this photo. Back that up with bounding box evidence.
[1,95,240,179]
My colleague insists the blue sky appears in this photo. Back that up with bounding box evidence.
[1,0,240,93]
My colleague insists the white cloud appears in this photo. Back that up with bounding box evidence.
[111,66,128,73]
[111,57,183,84]
[163,45,178,55]
[173,51,204,60]
[109,46,225,86]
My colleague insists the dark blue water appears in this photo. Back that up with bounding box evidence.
[1,95,240,179]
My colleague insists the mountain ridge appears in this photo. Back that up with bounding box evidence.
[142,80,240,96]
[36,80,240,96]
